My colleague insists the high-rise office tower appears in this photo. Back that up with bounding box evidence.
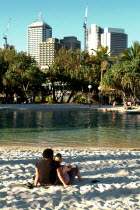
[101,28,128,56]
[87,25,128,57]
[60,36,81,51]
[87,24,103,55]
[39,38,63,68]
[28,17,52,63]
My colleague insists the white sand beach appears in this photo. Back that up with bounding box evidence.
[0,104,140,209]
[0,147,140,209]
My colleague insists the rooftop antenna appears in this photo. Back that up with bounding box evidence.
[83,4,88,50]
[38,12,43,22]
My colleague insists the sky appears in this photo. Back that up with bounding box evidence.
[0,0,140,52]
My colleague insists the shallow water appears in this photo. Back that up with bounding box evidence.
[0,109,140,148]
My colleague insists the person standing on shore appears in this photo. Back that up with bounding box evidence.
[13,93,18,104]
[113,101,116,108]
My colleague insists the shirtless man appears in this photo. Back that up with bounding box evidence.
[34,148,58,186]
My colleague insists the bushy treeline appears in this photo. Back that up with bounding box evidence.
[0,42,140,104]
[0,48,46,103]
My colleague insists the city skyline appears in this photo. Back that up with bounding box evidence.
[0,0,140,52]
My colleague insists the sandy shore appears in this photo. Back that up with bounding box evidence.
[0,148,140,209]
[0,104,140,209]
[0,103,140,114]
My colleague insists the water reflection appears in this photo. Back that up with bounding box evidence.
[0,109,140,148]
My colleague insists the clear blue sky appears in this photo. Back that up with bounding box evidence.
[0,0,139,52]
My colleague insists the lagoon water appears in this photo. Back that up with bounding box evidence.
[0,108,140,148]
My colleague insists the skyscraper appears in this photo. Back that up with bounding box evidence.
[87,25,128,57]
[60,36,81,51]
[28,17,52,63]
[39,38,63,68]
[87,24,103,55]
[101,28,128,56]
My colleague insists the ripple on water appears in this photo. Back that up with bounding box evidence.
[0,109,140,148]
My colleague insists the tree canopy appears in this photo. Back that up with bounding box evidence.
[0,49,46,102]
[0,41,140,104]
[103,58,140,104]
[120,41,140,61]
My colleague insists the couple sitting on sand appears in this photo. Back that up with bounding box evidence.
[33,148,83,188]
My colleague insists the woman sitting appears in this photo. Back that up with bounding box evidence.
[54,153,84,188]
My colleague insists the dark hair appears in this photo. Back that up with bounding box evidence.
[43,149,53,159]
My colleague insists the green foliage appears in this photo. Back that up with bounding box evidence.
[35,96,42,103]
[49,47,101,97]
[1,41,140,104]
[120,41,140,61]
[45,95,54,103]
[0,54,9,92]
[0,49,46,98]
[73,95,86,104]
[49,47,82,84]
[103,58,140,104]
[92,45,118,69]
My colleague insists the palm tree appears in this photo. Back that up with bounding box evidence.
[92,45,117,104]
[92,45,117,82]
[120,41,140,61]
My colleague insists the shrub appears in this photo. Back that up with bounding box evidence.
[73,95,86,104]
[35,96,42,103]
[45,95,54,104]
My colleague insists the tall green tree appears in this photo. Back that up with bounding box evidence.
[91,45,117,103]
[49,48,105,103]
[2,50,46,100]
[48,47,83,103]
[103,59,140,104]
[0,48,17,96]
[0,54,9,93]
[92,45,117,83]
[80,52,101,91]
[20,65,46,101]
[120,41,140,61]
